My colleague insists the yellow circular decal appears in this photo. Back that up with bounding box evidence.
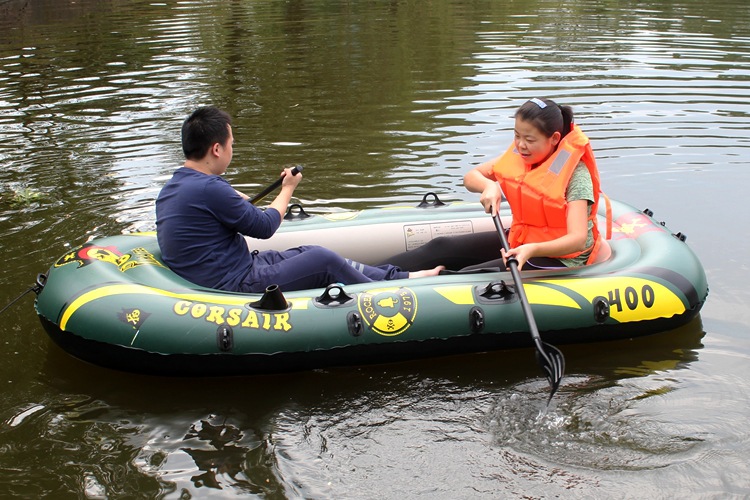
[357,287,417,337]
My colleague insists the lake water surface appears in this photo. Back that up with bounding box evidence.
[1,0,749,498]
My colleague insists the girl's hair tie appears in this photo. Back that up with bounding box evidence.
[529,98,547,109]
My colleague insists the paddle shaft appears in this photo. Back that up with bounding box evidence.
[492,214,555,364]
[248,165,303,205]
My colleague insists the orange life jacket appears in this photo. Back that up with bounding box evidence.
[491,124,608,263]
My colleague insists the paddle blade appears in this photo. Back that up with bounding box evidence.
[535,342,565,400]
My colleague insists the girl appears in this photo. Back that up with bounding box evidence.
[385,98,609,271]
[465,97,609,269]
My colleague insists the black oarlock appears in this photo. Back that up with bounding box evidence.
[248,284,288,311]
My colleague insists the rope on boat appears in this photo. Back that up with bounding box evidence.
[0,274,45,316]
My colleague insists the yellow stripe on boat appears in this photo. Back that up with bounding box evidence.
[434,283,581,309]
[525,284,581,309]
[434,285,475,305]
[539,276,686,323]
[60,284,310,330]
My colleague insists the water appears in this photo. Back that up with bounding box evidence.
[1,0,749,497]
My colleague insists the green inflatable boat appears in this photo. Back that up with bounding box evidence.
[34,195,708,376]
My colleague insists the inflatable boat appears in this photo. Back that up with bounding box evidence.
[34,194,708,376]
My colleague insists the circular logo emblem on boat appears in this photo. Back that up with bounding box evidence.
[357,287,417,337]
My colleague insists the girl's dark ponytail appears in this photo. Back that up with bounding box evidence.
[559,104,573,138]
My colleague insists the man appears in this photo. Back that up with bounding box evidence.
[156,106,442,293]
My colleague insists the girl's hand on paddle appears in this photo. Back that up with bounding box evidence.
[463,163,502,215]
[479,183,502,216]
[501,243,537,270]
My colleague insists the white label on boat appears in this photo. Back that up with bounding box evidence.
[403,221,475,250]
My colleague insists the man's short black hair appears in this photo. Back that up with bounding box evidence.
[181,106,232,160]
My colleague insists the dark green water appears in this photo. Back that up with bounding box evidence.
[1,0,749,497]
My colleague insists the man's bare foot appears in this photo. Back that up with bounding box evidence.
[408,265,445,279]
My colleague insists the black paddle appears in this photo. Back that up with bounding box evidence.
[492,212,565,402]
[248,165,303,205]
